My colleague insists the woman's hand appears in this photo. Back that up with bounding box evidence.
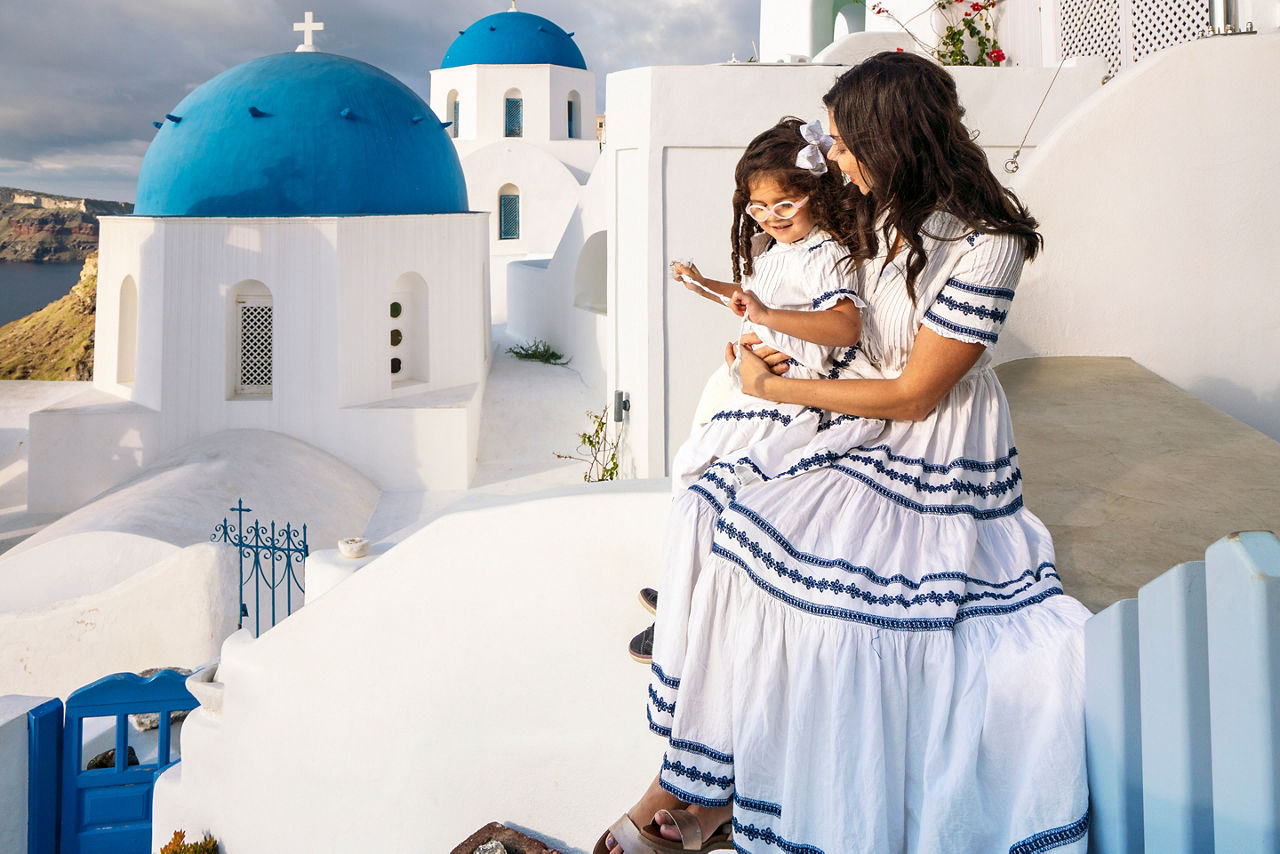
[730,289,770,324]
[727,333,793,399]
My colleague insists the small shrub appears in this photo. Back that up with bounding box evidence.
[161,830,220,854]
[506,338,571,366]
[555,406,619,482]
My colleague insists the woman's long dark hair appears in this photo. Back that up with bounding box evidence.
[730,117,865,284]
[823,52,1042,301]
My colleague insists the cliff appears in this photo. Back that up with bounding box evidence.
[0,251,96,379]
[0,187,132,264]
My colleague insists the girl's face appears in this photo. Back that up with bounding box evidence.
[746,174,815,244]
[826,108,873,195]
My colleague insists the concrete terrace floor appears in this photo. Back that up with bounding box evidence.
[0,351,1276,616]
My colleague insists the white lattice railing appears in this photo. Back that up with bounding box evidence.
[1052,0,1212,75]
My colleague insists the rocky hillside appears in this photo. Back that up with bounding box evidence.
[0,188,132,264]
[0,251,96,379]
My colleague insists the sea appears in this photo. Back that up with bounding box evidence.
[0,261,84,327]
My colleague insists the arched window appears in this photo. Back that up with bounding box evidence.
[567,90,581,139]
[390,273,429,385]
[497,183,520,240]
[228,279,273,398]
[446,89,460,139]
[504,88,524,137]
[117,276,138,384]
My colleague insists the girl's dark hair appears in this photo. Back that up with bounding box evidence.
[822,52,1042,301]
[730,117,865,284]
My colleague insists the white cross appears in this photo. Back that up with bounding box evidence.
[294,11,324,52]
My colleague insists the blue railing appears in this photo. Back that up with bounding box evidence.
[211,499,308,636]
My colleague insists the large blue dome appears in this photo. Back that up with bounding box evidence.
[441,10,586,69]
[135,52,467,217]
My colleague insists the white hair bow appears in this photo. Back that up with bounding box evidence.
[796,119,833,176]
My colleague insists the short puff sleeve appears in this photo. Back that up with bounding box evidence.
[920,230,1023,346]
[804,236,866,311]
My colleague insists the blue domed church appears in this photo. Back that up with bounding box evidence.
[29,31,492,511]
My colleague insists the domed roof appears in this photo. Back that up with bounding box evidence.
[135,52,467,217]
[441,10,586,70]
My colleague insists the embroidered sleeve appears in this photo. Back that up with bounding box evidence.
[921,231,1023,347]
[805,237,866,311]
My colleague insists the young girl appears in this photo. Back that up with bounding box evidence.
[668,116,867,492]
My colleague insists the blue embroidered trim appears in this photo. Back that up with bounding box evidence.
[838,451,1022,499]
[966,231,980,246]
[817,413,861,432]
[824,345,858,379]
[688,484,723,513]
[726,501,1057,591]
[851,443,1018,474]
[1008,809,1089,853]
[945,277,1015,300]
[658,777,732,808]
[805,237,835,253]
[648,684,676,714]
[668,736,734,765]
[710,409,794,426]
[714,543,1057,630]
[732,818,825,854]
[809,287,859,309]
[934,292,1008,323]
[733,794,782,817]
[651,661,680,688]
[646,706,672,738]
[922,309,1000,344]
[717,520,1048,609]
[662,756,733,790]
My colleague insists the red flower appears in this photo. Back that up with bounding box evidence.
[964,11,971,16]
[971,2,983,10]
[988,48,1006,62]
[896,47,904,52]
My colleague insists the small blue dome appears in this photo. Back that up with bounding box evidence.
[441,11,586,70]
[135,52,467,217]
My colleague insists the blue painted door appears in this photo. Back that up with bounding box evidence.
[61,671,197,854]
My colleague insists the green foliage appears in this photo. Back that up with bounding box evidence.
[555,406,620,482]
[506,338,572,366]
[860,0,1008,67]
[160,830,220,854]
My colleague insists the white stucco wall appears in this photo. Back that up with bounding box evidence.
[34,213,489,510]
[0,542,238,698]
[152,482,673,853]
[1001,32,1280,442]
[0,695,52,854]
[430,64,597,147]
[602,61,1104,477]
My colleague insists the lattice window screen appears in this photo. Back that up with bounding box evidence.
[499,194,520,240]
[237,301,273,393]
[504,98,524,137]
[1058,0,1211,74]
[1059,0,1123,76]
[1130,0,1210,62]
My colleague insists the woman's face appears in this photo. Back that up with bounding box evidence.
[826,108,872,195]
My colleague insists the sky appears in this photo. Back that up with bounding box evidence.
[0,0,759,203]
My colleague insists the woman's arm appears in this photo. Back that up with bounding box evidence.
[732,289,860,346]
[734,327,986,421]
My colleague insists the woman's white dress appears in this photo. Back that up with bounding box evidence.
[670,227,867,492]
[648,213,1091,853]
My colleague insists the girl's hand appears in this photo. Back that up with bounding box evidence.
[730,289,770,323]
[740,333,794,375]
[730,339,773,398]
[672,261,702,292]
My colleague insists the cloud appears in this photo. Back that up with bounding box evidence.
[0,0,759,201]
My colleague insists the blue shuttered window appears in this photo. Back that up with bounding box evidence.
[452,99,460,137]
[504,97,523,137]
[499,194,520,240]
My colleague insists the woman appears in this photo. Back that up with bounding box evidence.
[599,52,1090,854]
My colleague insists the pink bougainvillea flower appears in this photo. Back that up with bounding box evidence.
[988,48,1007,62]
[971,2,984,10]
[896,47,904,52]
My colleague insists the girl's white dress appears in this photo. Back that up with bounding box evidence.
[670,227,867,492]
[648,212,1090,853]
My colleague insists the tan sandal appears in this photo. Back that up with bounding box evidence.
[593,809,733,853]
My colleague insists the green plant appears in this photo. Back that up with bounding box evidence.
[863,0,1007,66]
[506,338,571,366]
[160,830,220,854]
[555,406,619,482]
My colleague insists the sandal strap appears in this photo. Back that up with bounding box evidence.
[654,809,703,850]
